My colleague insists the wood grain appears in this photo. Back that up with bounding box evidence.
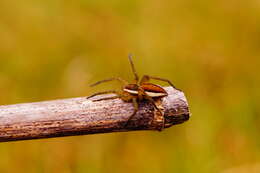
[0,87,190,142]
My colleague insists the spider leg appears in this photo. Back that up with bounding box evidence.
[143,93,161,112]
[128,54,139,84]
[145,96,165,131]
[90,77,128,87]
[87,90,119,100]
[125,98,138,127]
[140,75,179,90]
[139,88,165,130]
[92,95,120,102]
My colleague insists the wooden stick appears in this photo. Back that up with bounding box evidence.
[0,87,190,142]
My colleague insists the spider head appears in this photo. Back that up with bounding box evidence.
[123,84,139,95]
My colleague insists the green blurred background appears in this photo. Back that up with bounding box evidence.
[0,0,259,172]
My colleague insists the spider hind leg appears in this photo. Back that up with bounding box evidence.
[141,89,165,130]
[140,75,180,91]
[124,98,138,127]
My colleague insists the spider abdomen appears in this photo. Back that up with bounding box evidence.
[141,83,168,97]
[123,83,167,98]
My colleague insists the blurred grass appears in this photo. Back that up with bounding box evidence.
[0,0,260,172]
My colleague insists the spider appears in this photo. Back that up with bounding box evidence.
[87,54,178,127]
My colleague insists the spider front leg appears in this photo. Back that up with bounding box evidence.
[87,90,120,101]
[140,75,180,90]
[92,95,120,102]
[128,54,139,84]
[90,77,128,87]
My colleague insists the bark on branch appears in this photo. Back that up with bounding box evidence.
[0,87,190,142]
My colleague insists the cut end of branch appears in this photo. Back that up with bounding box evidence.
[86,87,190,131]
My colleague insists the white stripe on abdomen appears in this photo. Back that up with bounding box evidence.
[123,89,167,97]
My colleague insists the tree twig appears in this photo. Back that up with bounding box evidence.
[0,87,190,142]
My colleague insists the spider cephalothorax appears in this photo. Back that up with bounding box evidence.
[87,54,178,127]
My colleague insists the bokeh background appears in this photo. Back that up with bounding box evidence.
[0,0,260,172]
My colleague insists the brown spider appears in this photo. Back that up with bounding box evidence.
[87,54,178,126]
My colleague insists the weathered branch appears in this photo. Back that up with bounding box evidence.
[0,87,190,142]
